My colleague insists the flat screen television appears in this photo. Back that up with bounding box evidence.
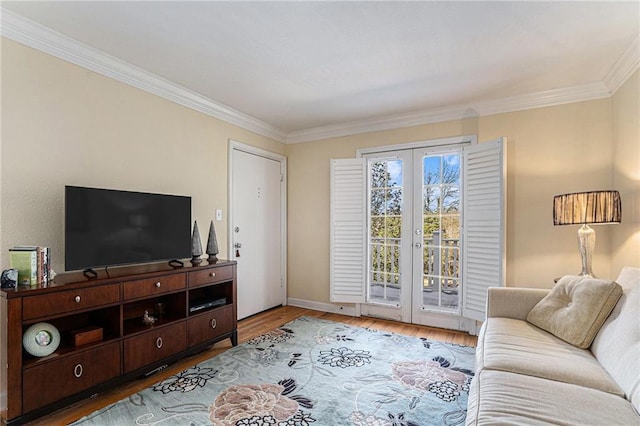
[65,186,191,271]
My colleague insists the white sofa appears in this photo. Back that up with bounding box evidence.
[466,266,640,425]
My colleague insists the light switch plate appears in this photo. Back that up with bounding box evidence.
[216,209,223,221]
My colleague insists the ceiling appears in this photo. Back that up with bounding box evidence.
[2,1,639,143]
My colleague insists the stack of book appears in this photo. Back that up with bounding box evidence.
[9,246,51,286]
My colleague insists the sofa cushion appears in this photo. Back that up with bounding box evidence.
[591,266,640,413]
[466,369,639,426]
[477,317,623,396]
[526,275,622,349]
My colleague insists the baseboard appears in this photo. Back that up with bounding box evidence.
[287,297,359,317]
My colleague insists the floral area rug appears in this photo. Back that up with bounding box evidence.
[72,316,475,426]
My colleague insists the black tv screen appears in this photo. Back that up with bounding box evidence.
[65,186,191,271]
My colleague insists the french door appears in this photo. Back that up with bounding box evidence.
[362,146,464,329]
[330,137,505,332]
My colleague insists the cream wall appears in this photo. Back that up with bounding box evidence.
[479,100,615,283]
[2,37,637,308]
[611,69,640,274]
[287,98,619,303]
[0,39,284,273]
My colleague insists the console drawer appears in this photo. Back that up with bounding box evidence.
[22,342,121,413]
[189,265,233,288]
[23,284,120,321]
[123,273,186,300]
[123,321,187,373]
[188,304,234,346]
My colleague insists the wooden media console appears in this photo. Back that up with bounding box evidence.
[0,260,237,425]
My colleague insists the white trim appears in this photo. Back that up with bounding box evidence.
[287,297,359,317]
[473,82,610,115]
[286,106,480,144]
[287,83,609,144]
[228,140,288,309]
[229,140,288,163]
[1,9,287,143]
[357,135,477,157]
[604,35,640,95]
[2,8,634,145]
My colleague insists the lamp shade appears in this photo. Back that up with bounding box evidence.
[553,190,621,226]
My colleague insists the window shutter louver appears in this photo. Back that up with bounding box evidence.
[330,158,367,303]
[462,138,506,321]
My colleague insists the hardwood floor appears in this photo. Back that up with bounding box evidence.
[27,306,477,425]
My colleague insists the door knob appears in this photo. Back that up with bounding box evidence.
[234,242,242,249]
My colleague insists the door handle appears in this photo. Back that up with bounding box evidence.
[235,242,242,258]
[415,242,422,248]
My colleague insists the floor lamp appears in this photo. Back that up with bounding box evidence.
[553,190,622,278]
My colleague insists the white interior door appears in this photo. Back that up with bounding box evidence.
[230,143,286,320]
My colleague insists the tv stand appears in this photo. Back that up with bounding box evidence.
[0,260,237,425]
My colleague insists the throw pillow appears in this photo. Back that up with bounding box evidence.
[526,275,622,349]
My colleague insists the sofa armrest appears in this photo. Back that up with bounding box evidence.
[487,287,550,320]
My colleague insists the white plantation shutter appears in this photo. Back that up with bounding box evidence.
[462,138,506,321]
[330,158,367,303]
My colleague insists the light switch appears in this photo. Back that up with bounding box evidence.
[216,209,223,221]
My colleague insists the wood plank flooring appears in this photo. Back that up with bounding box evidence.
[27,306,477,425]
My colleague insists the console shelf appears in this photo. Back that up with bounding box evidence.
[0,260,237,425]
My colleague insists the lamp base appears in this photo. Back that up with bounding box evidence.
[577,224,596,278]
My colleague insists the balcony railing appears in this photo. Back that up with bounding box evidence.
[423,231,460,295]
[369,231,460,307]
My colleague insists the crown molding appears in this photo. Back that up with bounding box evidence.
[286,82,610,144]
[2,9,633,146]
[0,9,288,143]
[473,82,611,116]
[604,35,640,95]
[286,106,476,144]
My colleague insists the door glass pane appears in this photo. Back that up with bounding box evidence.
[368,160,402,305]
[422,154,461,311]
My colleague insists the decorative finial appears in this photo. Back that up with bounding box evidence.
[190,220,203,266]
[206,220,219,263]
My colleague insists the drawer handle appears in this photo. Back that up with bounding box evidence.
[210,272,216,278]
[156,337,163,349]
[74,363,83,378]
[155,282,161,288]
[74,295,81,303]
[210,318,217,329]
